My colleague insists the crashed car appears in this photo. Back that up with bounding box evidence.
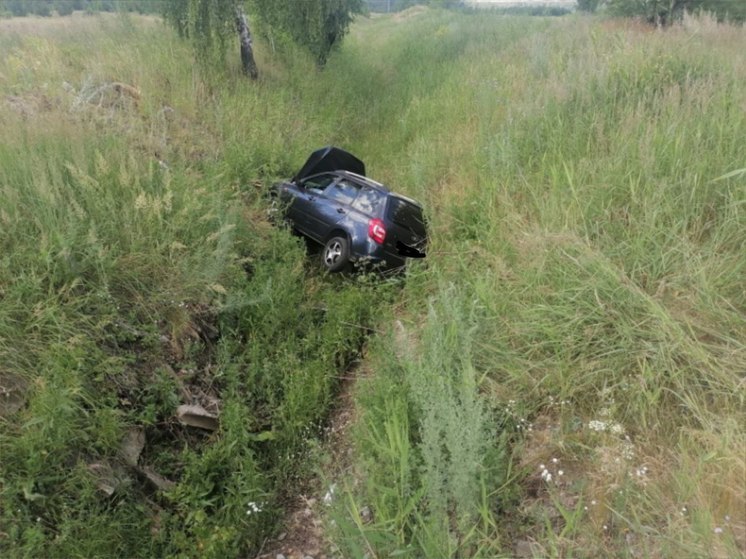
[270,147,427,272]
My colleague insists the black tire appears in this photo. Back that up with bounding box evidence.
[321,236,351,273]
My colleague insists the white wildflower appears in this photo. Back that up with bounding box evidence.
[323,483,337,506]
[588,419,625,434]
[246,501,263,516]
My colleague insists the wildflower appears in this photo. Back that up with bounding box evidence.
[591,500,597,505]
[714,527,723,534]
[588,420,607,432]
[551,458,559,464]
[603,525,608,530]
[558,470,564,476]
[588,419,625,434]
[246,501,263,516]
[323,483,337,505]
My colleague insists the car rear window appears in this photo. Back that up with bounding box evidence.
[351,186,386,216]
[387,197,426,237]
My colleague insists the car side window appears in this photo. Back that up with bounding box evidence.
[324,179,360,205]
[302,174,335,193]
[351,187,385,216]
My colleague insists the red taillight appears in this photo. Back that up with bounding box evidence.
[368,218,386,244]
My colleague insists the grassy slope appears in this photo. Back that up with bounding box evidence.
[0,8,744,559]
[0,13,389,558]
[327,10,745,559]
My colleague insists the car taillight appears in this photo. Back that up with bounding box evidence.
[368,218,386,244]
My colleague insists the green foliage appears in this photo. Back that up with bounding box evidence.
[163,0,364,72]
[163,0,236,68]
[604,0,746,24]
[251,0,365,65]
[577,0,602,12]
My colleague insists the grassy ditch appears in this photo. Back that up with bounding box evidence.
[0,8,744,559]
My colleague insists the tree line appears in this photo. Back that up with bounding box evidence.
[163,0,365,78]
[578,0,746,25]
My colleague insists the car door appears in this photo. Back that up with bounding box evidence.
[287,173,336,231]
[304,178,361,241]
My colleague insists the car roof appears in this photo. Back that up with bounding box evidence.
[304,170,423,208]
[389,192,423,208]
[337,171,424,208]
[335,170,390,193]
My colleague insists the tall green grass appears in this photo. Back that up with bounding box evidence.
[1,8,744,558]
[0,13,390,558]
[319,10,745,558]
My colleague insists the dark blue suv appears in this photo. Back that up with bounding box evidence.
[270,147,427,272]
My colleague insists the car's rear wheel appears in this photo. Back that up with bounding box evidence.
[322,236,350,273]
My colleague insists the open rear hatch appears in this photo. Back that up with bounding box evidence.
[386,196,427,258]
[292,146,366,183]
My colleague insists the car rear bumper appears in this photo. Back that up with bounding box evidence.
[351,248,405,271]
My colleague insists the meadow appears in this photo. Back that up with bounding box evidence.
[0,8,744,558]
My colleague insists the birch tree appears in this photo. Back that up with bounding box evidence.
[164,0,364,79]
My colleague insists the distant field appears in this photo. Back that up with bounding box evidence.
[0,11,159,33]
[1,8,744,559]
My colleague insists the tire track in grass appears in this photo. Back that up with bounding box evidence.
[257,360,367,559]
